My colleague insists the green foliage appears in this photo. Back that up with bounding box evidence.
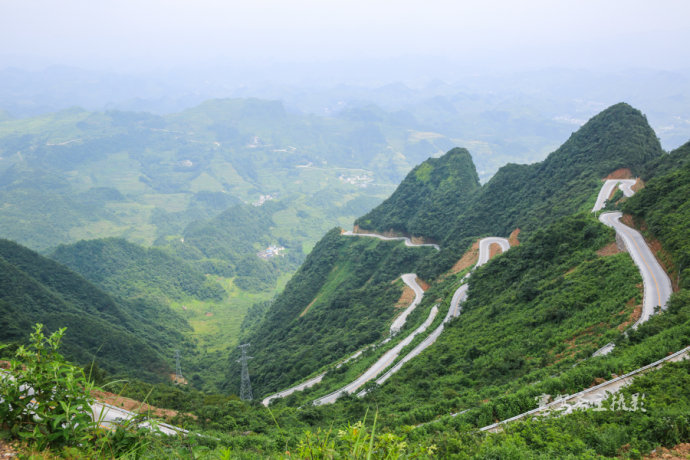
[638,140,690,180]
[0,324,95,449]
[356,147,481,242]
[50,237,225,302]
[345,214,641,425]
[623,154,690,288]
[0,238,191,381]
[295,411,436,459]
[233,229,436,396]
[359,103,663,279]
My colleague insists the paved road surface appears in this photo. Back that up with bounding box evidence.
[262,373,325,406]
[362,237,510,392]
[477,237,511,266]
[342,230,440,250]
[313,305,439,405]
[0,371,186,436]
[600,212,673,326]
[593,211,673,357]
[390,274,425,334]
[92,402,187,436]
[592,179,637,212]
[262,273,425,405]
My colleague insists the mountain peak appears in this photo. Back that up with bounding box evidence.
[355,147,480,242]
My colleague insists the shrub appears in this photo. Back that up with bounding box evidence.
[0,324,95,449]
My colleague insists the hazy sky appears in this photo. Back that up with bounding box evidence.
[2,0,689,73]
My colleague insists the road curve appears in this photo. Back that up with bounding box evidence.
[342,230,440,250]
[92,402,188,436]
[481,345,690,433]
[367,286,468,391]
[0,370,187,436]
[598,211,672,326]
[593,179,637,212]
[477,237,511,266]
[390,274,425,334]
[362,237,510,393]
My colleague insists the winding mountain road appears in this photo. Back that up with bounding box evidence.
[0,371,187,436]
[598,211,672,325]
[262,274,427,406]
[342,230,440,250]
[478,238,511,266]
[590,179,672,356]
[362,237,510,392]
[313,305,439,405]
[321,236,511,404]
[474,178,676,429]
[266,177,669,409]
[593,179,636,212]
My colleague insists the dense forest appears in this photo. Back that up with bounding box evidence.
[355,147,481,242]
[358,103,663,280]
[0,239,192,380]
[50,237,225,303]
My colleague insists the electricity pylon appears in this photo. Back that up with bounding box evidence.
[238,344,253,401]
[174,349,183,382]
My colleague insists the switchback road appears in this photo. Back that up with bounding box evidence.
[592,179,636,212]
[342,230,440,250]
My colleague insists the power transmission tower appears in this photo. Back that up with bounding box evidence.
[237,343,253,401]
[174,349,183,382]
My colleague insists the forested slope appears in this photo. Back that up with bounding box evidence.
[0,239,192,381]
[357,103,663,279]
[50,237,225,303]
[243,103,666,399]
[340,214,641,422]
[443,103,663,247]
[230,228,437,395]
[624,142,690,289]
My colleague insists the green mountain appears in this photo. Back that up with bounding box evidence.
[0,98,431,252]
[50,237,225,303]
[441,103,662,244]
[363,103,660,246]
[232,228,437,394]
[0,239,193,380]
[2,99,690,458]
[242,103,665,397]
[355,147,480,242]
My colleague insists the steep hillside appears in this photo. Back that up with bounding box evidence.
[328,214,642,422]
[638,139,690,179]
[243,103,665,399]
[161,202,293,291]
[230,228,437,395]
[624,144,690,289]
[355,148,480,241]
[0,239,192,380]
[50,237,225,302]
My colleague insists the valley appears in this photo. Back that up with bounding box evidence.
[2,101,690,458]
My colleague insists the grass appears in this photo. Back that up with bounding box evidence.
[174,272,293,352]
